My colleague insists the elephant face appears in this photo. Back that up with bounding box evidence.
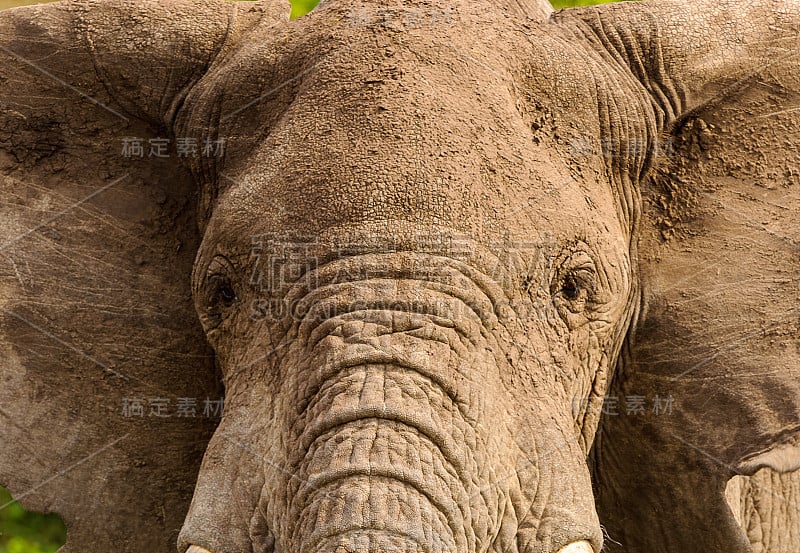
[1,1,799,553]
[178,6,634,550]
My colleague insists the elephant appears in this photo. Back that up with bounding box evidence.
[0,0,799,551]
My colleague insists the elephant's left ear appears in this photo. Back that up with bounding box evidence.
[0,1,287,551]
[554,1,800,551]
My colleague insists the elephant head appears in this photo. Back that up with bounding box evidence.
[0,1,798,552]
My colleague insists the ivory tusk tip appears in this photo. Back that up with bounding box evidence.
[556,541,595,553]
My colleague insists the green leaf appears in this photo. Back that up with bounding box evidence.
[290,0,320,19]
[0,487,65,553]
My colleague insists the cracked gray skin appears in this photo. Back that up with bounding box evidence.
[0,0,798,552]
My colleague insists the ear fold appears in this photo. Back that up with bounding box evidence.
[0,1,287,551]
[553,1,800,551]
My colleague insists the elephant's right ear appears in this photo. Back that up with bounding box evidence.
[0,1,287,551]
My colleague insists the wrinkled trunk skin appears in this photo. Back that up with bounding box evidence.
[289,381,478,551]
[287,366,484,553]
[181,251,601,553]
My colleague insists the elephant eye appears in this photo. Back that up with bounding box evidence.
[210,275,237,307]
[200,256,240,329]
[561,275,581,300]
[551,249,598,319]
[556,270,592,305]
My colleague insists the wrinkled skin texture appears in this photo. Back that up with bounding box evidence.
[0,1,798,552]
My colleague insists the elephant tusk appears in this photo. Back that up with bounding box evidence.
[186,547,213,553]
[556,541,595,553]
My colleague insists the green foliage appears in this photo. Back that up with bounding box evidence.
[290,0,320,19]
[0,487,65,553]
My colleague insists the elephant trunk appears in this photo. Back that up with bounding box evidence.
[290,365,471,553]
[268,252,507,552]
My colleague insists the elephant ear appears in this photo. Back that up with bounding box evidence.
[554,1,800,551]
[0,1,288,551]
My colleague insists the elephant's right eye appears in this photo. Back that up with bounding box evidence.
[199,256,240,330]
[210,274,237,307]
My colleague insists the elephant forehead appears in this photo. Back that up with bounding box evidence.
[192,0,621,247]
[197,0,597,153]
[214,71,610,245]
[209,3,532,144]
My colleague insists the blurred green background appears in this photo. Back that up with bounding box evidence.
[0,488,65,553]
[0,0,619,550]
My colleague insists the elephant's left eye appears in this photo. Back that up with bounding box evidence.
[556,269,593,307]
[551,250,598,320]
